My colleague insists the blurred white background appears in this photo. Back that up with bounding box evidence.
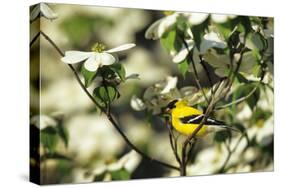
[0,0,280,188]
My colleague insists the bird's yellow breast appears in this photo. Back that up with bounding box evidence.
[171,106,207,137]
[171,117,207,136]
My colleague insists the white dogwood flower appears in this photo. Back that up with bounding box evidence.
[130,76,179,113]
[172,31,226,63]
[30,3,58,22]
[211,14,237,23]
[30,115,57,130]
[61,43,135,72]
[172,39,194,63]
[200,31,227,54]
[160,76,178,94]
[130,95,146,111]
[145,13,179,40]
[145,12,237,41]
[145,12,210,40]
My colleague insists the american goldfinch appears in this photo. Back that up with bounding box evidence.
[164,99,237,137]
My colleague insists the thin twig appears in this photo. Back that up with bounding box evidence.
[37,31,179,171]
[199,56,214,96]
[186,139,196,165]
[179,77,228,175]
[167,119,182,166]
[30,32,40,47]
[218,133,246,173]
[215,59,266,111]
[40,31,64,56]
[181,39,210,105]
[215,85,259,110]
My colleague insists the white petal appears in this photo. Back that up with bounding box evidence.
[126,74,140,80]
[99,53,116,66]
[172,47,188,63]
[107,161,123,171]
[211,14,228,23]
[200,32,226,53]
[160,76,178,94]
[30,115,57,130]
[130,96,146,111]
[264,29,274,38]
[229,15,237,19]
[105,43,136,53]
[172,39,194,63]
[123,151,142,173]
[30,4,40,22]
[180,12,190,17]
[188,13,209,25]
[61,51,92,64]
[40,3,58,20]
[186,28,194,38]
[158,14,178,37]
[84,55,100,72]
[145,18,163,40]
[145,13,179,40]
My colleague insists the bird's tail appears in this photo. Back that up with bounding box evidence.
[205,118,240,132]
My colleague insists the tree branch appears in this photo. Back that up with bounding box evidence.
[218,133,245,173]
[166,119,181,166]
[199,56,214,96]
[179,77,227,175]
[181,39,210,105]
[36,31,179,171]
[30,32,40,47]
[215,85,258,110]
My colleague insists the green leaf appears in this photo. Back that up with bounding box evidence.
[160,29,182,52]
[232,123,246,133]
[161,30,177,51]
[40,127,58,152]
[216,23,233,40]
[235,83,260,110]
[214,130,231,142]
[41,152,72,161]
[60,15,112,46]
[190,18,209,49]
[109,63,126,82]
[246,32,266,52]
[177,60,189,78]
[41,126,57,134]
[246,87,260,110]
[238,16,252,36]
[56,123,69,148]
[93,85,119,104]
[110,168,131,180]
[236,73,249,83]
[176,15,188,32]
[252,108,272,123]
[94,171,107,182]
[81,65,97,88]
[227,30,241,49]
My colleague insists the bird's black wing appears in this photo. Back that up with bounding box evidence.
[179,114,239,132]
[179,114,225,125]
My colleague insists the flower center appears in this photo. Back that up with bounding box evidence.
[163,11,175,16]
[91,43,106,53]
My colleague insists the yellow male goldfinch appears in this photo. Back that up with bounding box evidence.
[164,99,237,137]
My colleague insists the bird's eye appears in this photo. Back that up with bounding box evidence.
[166,99,178,109]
